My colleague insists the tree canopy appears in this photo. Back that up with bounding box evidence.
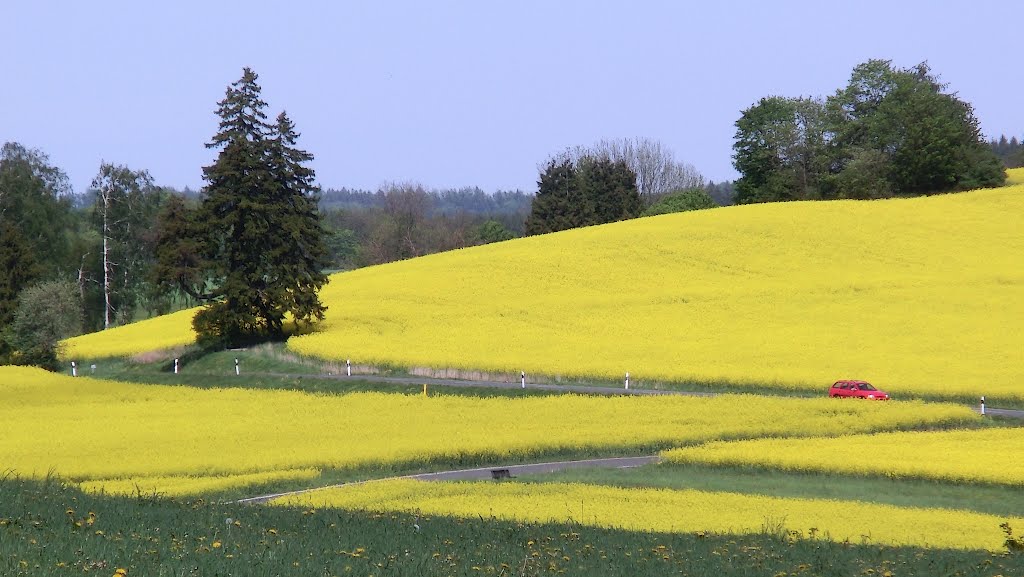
[0,143,74,277]
[526,155,641,235]
[3,279,82,369]
[733,60,1005,203]
[642,188,717,216]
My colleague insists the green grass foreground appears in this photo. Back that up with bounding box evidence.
[2,477,1022,577]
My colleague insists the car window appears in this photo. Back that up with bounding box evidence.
[861,384,876,391]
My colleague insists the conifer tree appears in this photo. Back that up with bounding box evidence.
[525,159,580,235]
[179,68,327,347]
[525,155,640,235]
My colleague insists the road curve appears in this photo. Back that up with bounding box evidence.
[230,375,1022,504]
[235,455,660,505]
[983,407,1024,419]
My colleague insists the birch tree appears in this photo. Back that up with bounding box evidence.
[89,163,158,329]
[558,138,705,205]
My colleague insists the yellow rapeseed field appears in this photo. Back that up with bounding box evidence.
[1008,167,1024,185]
[77,468,321,498]
[276,478,1023,551]
[62,170,1024,401]
[61,307,199,359]
[662,427,1024,485]
[0,366,976,496]
[290,173,1024,400]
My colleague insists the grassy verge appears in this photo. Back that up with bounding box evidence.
[68,343,1024,408]
[72,347,568,399]
[2,476,1021,577]
[519,463,1024,518]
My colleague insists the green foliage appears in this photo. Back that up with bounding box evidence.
[0,223,42,363]
[733,61,1006,203]
[4,280,82,369]
[150,194,203,306]
[830,60,1005,195]
[526,156,641,235]
[0,222,41,328]
[324,226,360,269]
[526,159,580,235]
[177,68,328,348]
[3,476,1022,577]
[474,219,516,244]
[88,163,164,329]
[831,148,893,199]
[733,96,831,204]
[579,157,642,223]
[642,188,717,216]
[0,142,74,277]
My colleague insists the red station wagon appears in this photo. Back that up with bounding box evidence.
[829,380,889,400]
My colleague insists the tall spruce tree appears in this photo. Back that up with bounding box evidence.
[185,68,327,347]
[525,159,581,235]
[578,157,642,223]
[265,111,328,331]
[525,155,640,235]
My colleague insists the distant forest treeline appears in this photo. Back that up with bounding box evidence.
[141,180,734,274]
[321,187,532,215]
[989,135,1024,168]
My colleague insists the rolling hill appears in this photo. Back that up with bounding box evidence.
[63,169,1024,401]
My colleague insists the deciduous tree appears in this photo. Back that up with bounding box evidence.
[4,279,82,369]
[558,138,704,206]
[89,162,161,329]
[0,142,74,276]
[642,188,717,216]
[827,60,1004,195]
[733,96,827,204]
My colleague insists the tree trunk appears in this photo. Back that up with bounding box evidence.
[102,193,111,330]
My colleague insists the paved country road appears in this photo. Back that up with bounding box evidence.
[266,371,1024,418]
[231,373,1022,504]
[983,407,1024,418]
[235,456,660,505]
[266,371,710,397]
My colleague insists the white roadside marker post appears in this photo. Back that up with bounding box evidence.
[625,372,630,390]
[346,359,351,377]
[71,361,77,377]
[174,358,179,374]
[980,396,986,416]
[521,371,526,389]
[234,358,240,376]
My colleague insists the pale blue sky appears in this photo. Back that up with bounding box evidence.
[3,1,1020,194]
